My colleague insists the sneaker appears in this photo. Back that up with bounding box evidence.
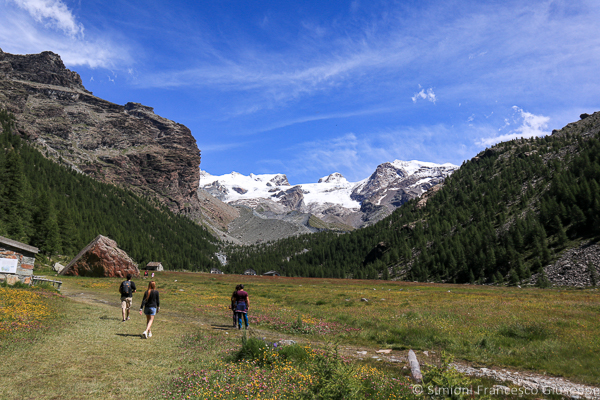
[142,331,148,339]
[126,317,130,320]
[148,332,152,338]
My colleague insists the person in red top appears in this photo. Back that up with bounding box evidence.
[235,284,249,330]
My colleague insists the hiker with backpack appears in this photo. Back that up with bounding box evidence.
[119,274,137,322]
[139,281,160,339]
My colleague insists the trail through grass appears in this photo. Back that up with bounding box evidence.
[0,284,203,398]
[1,272,599,399]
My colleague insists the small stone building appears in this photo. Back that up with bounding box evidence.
[243,268,256,275]
[0,235,39,285]
[146,262,164,271]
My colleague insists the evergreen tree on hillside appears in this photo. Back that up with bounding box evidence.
[0,109,219,270]
[225,116,600,283]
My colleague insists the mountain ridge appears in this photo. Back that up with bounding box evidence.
[200,160,458,229]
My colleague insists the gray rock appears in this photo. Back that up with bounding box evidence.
[52,262,65,273]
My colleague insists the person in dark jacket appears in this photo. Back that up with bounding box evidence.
[235,284,250,330]
[119,273,137,322]
[230,284,241,327]
[139,281,160,339]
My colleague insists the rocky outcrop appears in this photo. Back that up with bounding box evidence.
[0,49,87,91]
[351,161,456,210]
[0,49,203,218]
[318,172,345,184]
[416,183,444,208]
[61,235,139,277]
[268,174,290,187]
[531,241,600,287]
[275,186,306,210]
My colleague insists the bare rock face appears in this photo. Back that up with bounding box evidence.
[268,174,290,187]
[351,162,455,208]
[274,186,305,210]
[197,188,240,231]
[0,49,203,219]
[0,49,86,91]
[61,235,139,277]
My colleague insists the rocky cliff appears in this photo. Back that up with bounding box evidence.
[0,49,203,218]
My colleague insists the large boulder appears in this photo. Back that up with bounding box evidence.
[61,235,139,277]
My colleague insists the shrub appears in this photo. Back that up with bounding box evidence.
[232,334,309,367]
[423,352,489,400]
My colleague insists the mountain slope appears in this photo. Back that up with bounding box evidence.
[0,110,219,270]
[223,112,600,286]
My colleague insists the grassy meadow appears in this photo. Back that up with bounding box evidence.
[1,272,599,399]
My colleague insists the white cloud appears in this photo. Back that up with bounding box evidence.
[10,0,83,37]
[476,107,550,147]
[411,87,436,104]
[0,1,131,68]
[136,0,600,118]
[243,106,394,134]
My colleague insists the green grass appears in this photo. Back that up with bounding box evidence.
[0,285,206,398]
[1,272,599,399]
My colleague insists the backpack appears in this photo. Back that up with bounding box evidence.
[120,281,131,297]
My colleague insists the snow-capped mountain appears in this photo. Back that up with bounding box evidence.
[200,160,458,229]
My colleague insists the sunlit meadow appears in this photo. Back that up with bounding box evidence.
[2,272,598,399]
[62,272,600,386]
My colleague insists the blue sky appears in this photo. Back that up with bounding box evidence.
[1,0,599,184]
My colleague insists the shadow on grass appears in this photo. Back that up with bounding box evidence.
[100,316,120,320]
[115,333,143,338]
[211,324,238,331]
